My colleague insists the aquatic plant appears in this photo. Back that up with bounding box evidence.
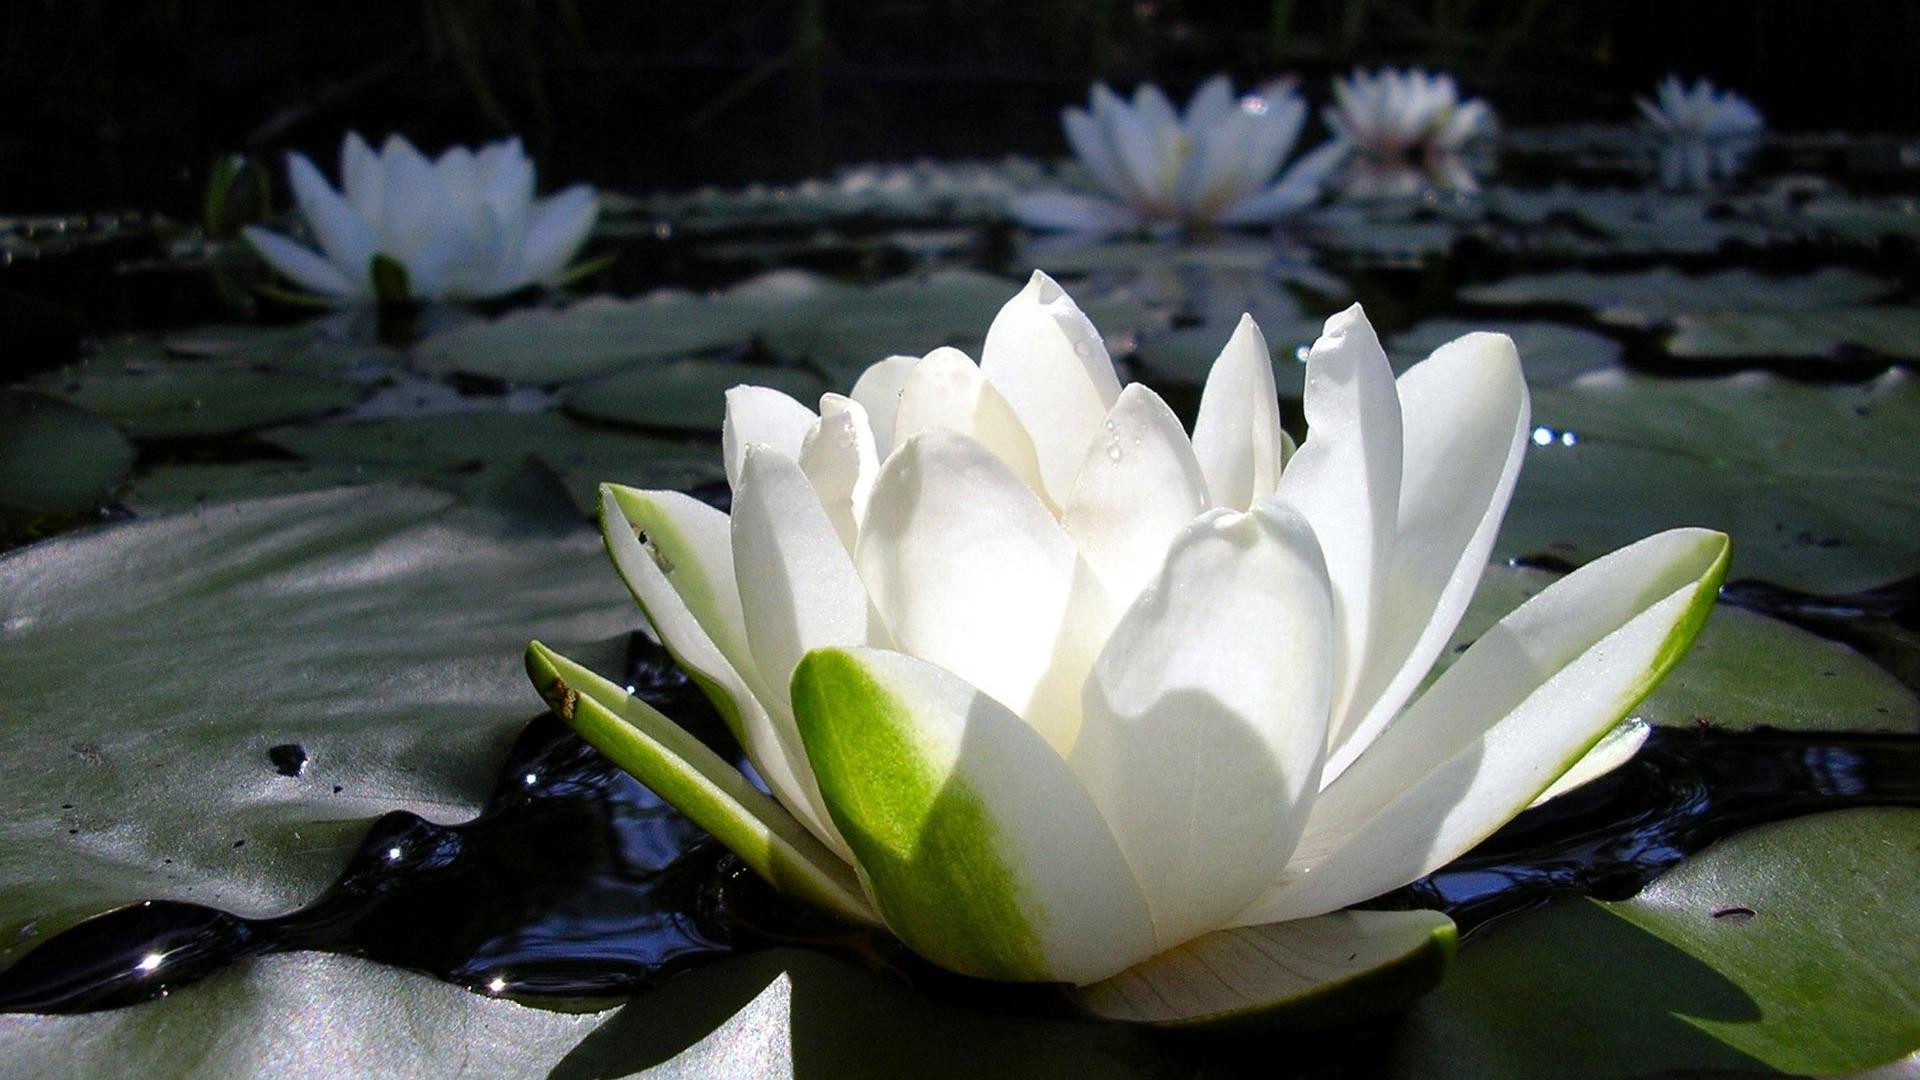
[1636,75,1765,190]
[1009,76,1345,233]
[243,133,598,304]
[1325,67,1496,198]
[526,270,1726,1024]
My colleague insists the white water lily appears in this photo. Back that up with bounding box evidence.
[1325,67,1496,198]
[1010,76,1346,233]
[1636,76,1765,190]
[243,133,598,304]
[528,271,1727,1025]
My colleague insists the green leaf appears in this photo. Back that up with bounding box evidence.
[1072,909,1456,1030]
[31,362,365,440]
[562,360,826,433]
[1397,809,1920,1077]
[0,485,635,961]
[369,254,411,306]
[1461,266,1895,326]
[0,390,134,528]
[523,642,876,925]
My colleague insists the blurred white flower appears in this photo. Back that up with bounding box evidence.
[1636,76,1765,190]
[1325,68,1496,198]
[1011,76,1345,233]
[244,133,598,304]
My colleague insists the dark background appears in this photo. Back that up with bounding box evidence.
[3,0,1916,213]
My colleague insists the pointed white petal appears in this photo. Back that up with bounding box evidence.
[723,385,818,491]
[241,226,360,300]
[600,485,844,853]
[1191,315,1287,511]
[1213,139,1345,225]
[1071,505,1334,949]
[792,646,1157,984]
[340,132,384,223]
[1182,74,1237,133]
[1074,908,1455,1027]
[853,430,1078,735]
[1007,191,1140,234]
[1062,383,1209,607]
[286,152,380,290]
[521,184,598,283]
[797,394,880,553]
[1234,528,1730,924]
[979,271,1123,507]
[892,346,1049,504]
[848,355,918,458]
[1324,331,1529,780]
[1527,718,1650,809]
[1064,100,1141,201]
[527,642,876,925]
[1271,304,1403,745]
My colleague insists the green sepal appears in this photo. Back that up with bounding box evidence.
[370,253,413,306]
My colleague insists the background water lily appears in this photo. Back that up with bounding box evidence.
[243,133,598,304]
[1326,67,1496,198]
[527,271,1728,1024]
[1009,76,1345,233]
[1636,76,1765,190]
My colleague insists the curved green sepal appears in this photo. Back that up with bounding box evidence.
[525,640,877,927]
[1072,908,1456,1030]
[370,253,412,306]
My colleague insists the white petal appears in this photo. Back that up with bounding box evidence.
[1098,84,1171,202]
[797,394,880,553]
[1324,331,1529,780]
[979,271,1123,508]
[521,184,598,283]
[853,430,1078,737]
[1271,304,1403,743]
[1071,505,1334,949]
[1064,100,1141,201]
[1062,383,1209,607]
[241,226,360,300]
[340,132,384,223]
[892,347,1049,505]
[1190,315,1287,511]
[286,152,380,290]
[732,445,888,725]
[1181,74,1237,133]
[1234,528,1731,924]
[791,646,1157,985]
[723,385,818,491]
[848,355,918,458]
[1007,191,1140,234]
[1213,139,1345,226]
[599,485,843,853]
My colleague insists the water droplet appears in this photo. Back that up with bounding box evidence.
[1105,442,1123,462]
[1294,344,1312,363]
[1073,339,1093,359]
[1531,426,1554,447]
[1560,430,1580,447]
[135,952,164,974]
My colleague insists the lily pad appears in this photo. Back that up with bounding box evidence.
[32,363,367,439]
[1499,368,1920,593]
[1667,306,1920,360]
[564,361,827,433]
[1452,564,1919,733]
[1460,265,1895,328]
[118,461,382,515]
[260,413,725,513]
[0,484,635,960]
[0,390,135,529]
[1397,808,1920,1077]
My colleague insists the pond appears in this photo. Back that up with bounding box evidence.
[2,71,1919,1078]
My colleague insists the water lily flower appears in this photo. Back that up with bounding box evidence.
[1010,76,1346,234]
[1636,76,1765,190]
[243,133,598,304]
[1325,67,1496,198]
[527,272,1727,1025]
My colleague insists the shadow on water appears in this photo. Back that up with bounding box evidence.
[1,631,1918,1018]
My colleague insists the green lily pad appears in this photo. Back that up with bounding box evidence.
[563,360,827,433]
[1389,320,1621,387]
[1667,306,1920,360]
[1499,368,1920,593]
[1397,808,1920,1077]
[1452,564,1919,733]
[260,413,725,513]
[32,363,367,439]
[0,390,135,529]
[0,484,635,960]
[118,461,382,515]
[1460,265,1895,331]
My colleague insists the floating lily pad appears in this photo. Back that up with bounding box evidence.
[1453,564,1919,733]
[1398,808,1920,1077]
[261,412,725,512]
[1461,266,1895,328]
[118,461,382,515]
[1500,368,1920,593]
[0,484,635,960]
[1486,188,1779,255]
[1389,320,1622,386]
[0,390,135,529]
[563,360,827,432]
[33,363,367,439]
[1667,306,1920,360]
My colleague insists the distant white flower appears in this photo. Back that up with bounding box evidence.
[244,133,598,304]
[1011,76,1346,233]
[1325,68,1496,198]
[1636,76,1765,190]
